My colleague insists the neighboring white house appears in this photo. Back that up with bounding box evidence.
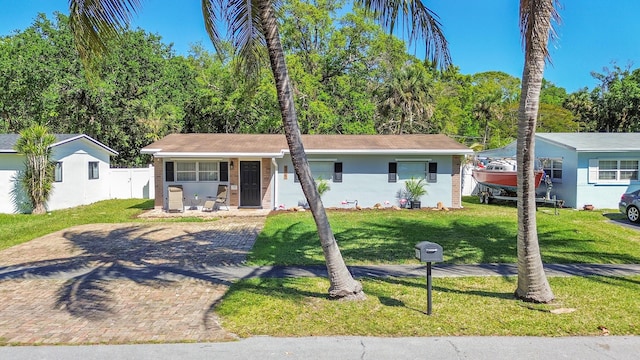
[475,133,640,209]
[141,133,474,211]
[0,134,118,213]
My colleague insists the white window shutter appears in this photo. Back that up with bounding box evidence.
[588,159,598,184]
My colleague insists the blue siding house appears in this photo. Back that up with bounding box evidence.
[534,133,640,209]
[479,133,640,209]
[141,134,473,211]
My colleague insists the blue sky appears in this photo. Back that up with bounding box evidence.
[2,0,640,93]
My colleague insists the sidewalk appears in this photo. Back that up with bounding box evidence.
[194,263,640,282]
[2,336,639,360]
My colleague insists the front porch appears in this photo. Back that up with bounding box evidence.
[138,206,272,219]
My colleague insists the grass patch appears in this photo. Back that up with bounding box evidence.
[0,199,155,250]
[248,197,640,265]
[217,275,640,337]
[0,199,221,250]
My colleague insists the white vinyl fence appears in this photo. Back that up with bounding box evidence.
[109,165,155,199]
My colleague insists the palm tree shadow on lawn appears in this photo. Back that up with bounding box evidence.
[0,224,255,320]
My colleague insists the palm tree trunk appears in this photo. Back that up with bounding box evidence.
[258,0,364,300]
[515,0,554,303]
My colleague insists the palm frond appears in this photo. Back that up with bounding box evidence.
[204,0,268,79]
[356,0,451,69]
[519,0,561,63]
[69,0,142,71]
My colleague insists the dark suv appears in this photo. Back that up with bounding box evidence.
[619,185,640,223]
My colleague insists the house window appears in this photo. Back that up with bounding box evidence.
[589,159,639,183]
[88,161,99,179]
[198,161,219,181]
[176,162,196,181]
[542,158,563,183]
[398,162,427,180]
[294,161,335,182]
[173,161,221,182]
[54,162,63,182]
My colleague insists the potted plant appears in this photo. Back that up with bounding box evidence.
[316,178,331,198]
[404,177,428,209]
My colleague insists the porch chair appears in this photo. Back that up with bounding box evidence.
[202,199,215,212]
[214,184,229,211]
[167,185,184,212]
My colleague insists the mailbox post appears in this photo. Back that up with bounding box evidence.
[414,241,443,315]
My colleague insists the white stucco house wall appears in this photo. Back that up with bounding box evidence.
[476,132,640,209]
[141,133,473,211]
[0,134,118,213]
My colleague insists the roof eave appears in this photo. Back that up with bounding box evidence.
[150,152,286,158]
[53,134,119,156]
[295,149,474,155]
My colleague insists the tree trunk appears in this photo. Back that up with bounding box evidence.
[258,1,364,300]
[515,0,554,303]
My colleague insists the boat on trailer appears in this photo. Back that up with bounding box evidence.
[471,158,545,194]
[471,158,562,208]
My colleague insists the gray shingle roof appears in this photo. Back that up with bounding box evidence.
[0,134,117,155]
[537,133,640,152]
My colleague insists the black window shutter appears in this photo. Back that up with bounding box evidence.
[334,162,343,183]
[220,162,229,182]
[165,161,174,182]
[388,162,397,183]
[428,162,437,183]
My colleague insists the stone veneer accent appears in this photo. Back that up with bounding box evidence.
[261,158,272,209]
[153,157,164,209]
[451,155,462,208]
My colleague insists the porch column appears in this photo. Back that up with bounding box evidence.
[451,155,462,208]
[153,157,163,209]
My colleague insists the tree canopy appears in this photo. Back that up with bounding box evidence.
[0,5,632,167]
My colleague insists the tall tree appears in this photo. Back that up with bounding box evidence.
[590,65,640,132]
[377,61,435,134]
[68,0,450,299]
[515,0,559,303]
[563,88,596,131]
[14,124,57,214]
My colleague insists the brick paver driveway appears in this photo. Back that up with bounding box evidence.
[0,217,265,345]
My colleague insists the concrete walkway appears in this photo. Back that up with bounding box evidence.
[191,263,640,282]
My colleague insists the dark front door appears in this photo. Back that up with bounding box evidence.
[240,161,261,207]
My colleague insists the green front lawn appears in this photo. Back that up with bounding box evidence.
[217,275,640,337]
[0,199,154,250]
[249,197,640,265]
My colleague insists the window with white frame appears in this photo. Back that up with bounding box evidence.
[176,162,196,181]
[175,161,220,182]
[198,161,219,181]
[589,159,639,183]
[88,161,99,179]
[54,162,63,182]
[542,158,563,183]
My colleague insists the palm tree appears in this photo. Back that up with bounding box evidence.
[378,62,434,134]
[515,0,559,303]
[68,0,450,299]
[14,124,57,214]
